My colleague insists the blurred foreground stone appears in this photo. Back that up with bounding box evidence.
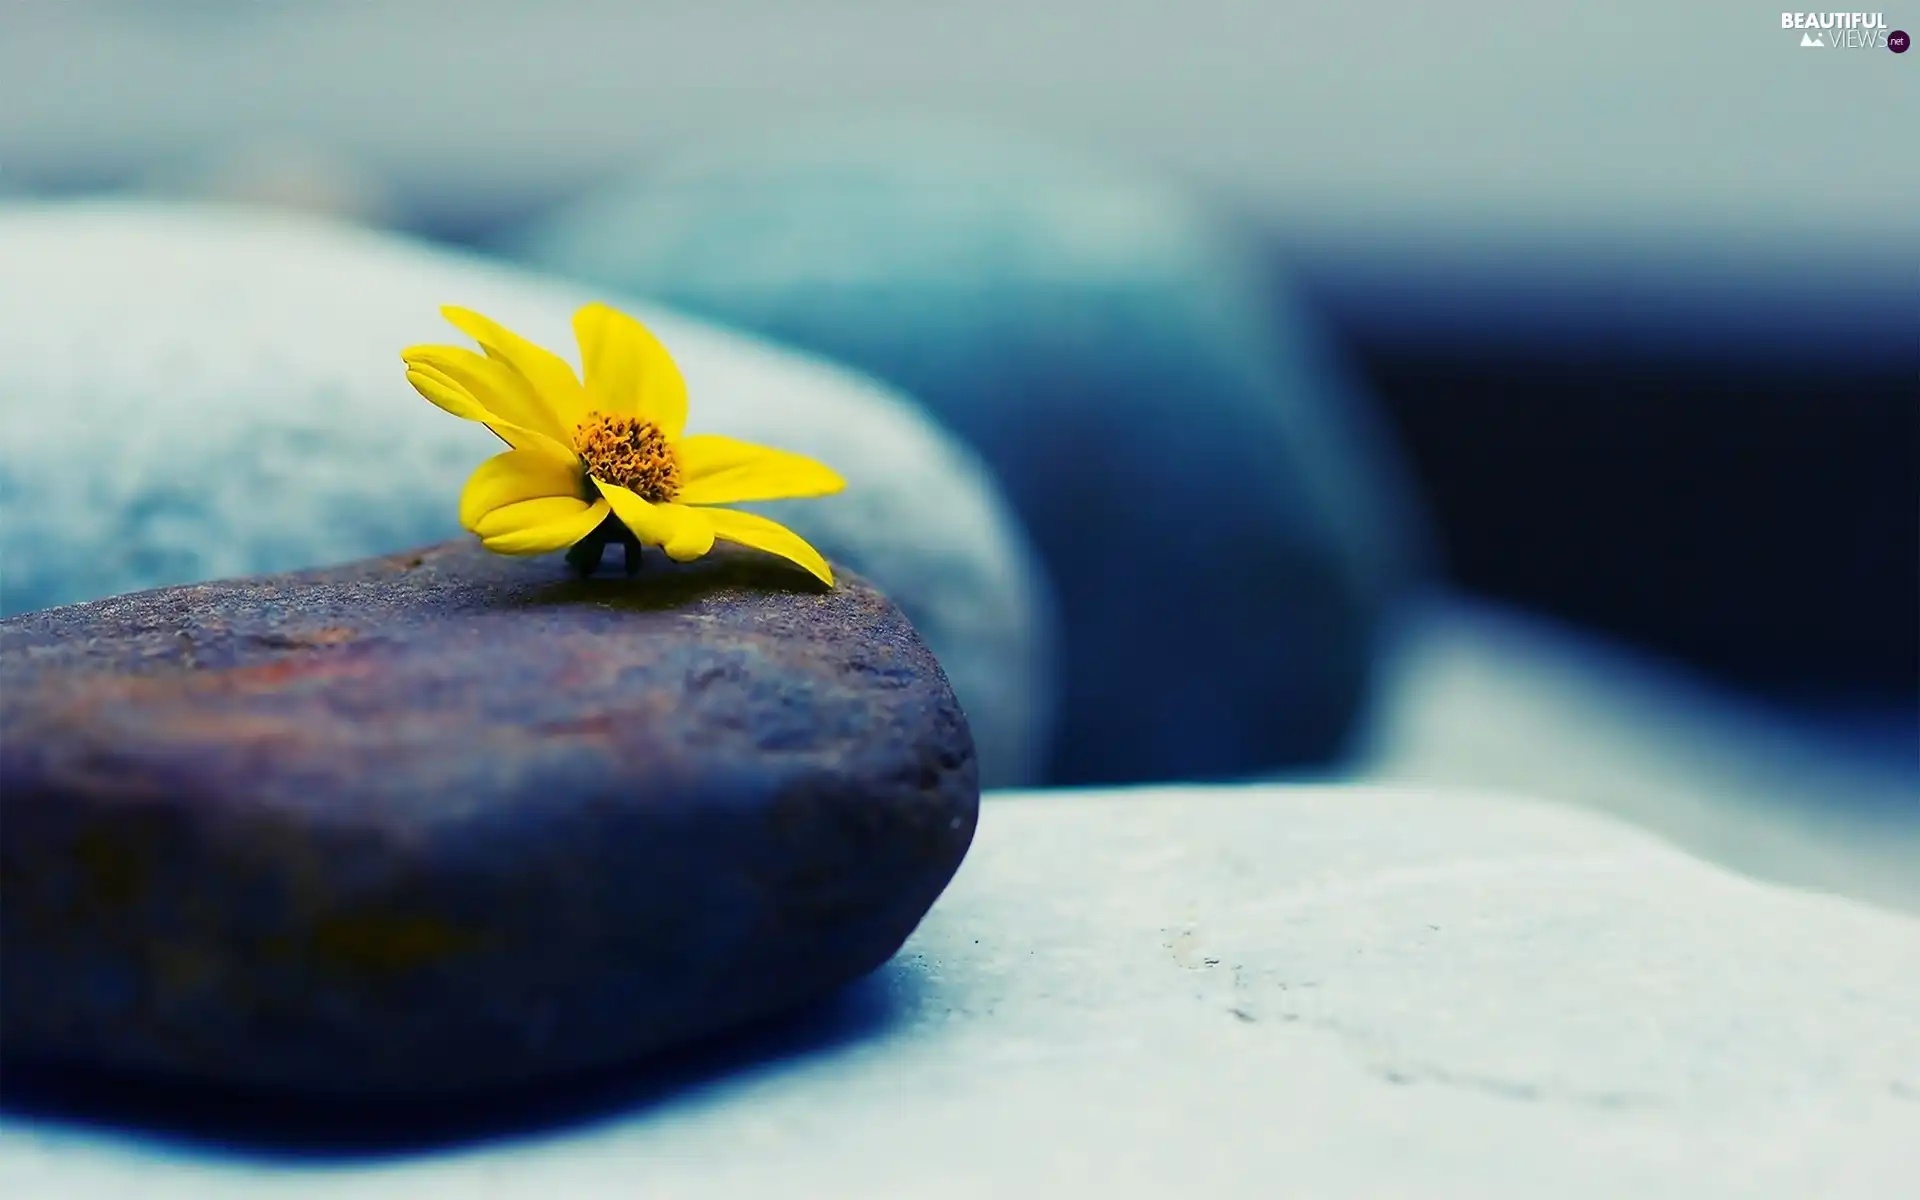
[2,784,1912,1197]
[0,200,1053,786]
[505,121,1429,785]
[0,541,977,1095]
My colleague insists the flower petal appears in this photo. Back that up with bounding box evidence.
[702,508,835,586]
[598,482,715,562]
[441,306,589,433]
[404,363,572,460]
[404,343,569,442]
[475,496,609,556]
[459,448,586,533]
[572,303,688,438]
[674,435,848,506]
[658,506,715,562]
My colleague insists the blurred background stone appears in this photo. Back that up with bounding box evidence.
[505,122,1431,785]
[135,137,398,228]
[1355,597,1920,915]
[0,201,1056,787]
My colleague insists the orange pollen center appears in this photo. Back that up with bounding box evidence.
[571,411,681,502]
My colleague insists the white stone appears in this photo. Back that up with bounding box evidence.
[3,785,1915,1198]
[0,201,1055,786]
[1360,597,1920,915]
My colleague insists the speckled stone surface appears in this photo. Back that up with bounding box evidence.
[0,540,978,1096]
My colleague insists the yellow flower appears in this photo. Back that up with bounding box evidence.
[402,303,845,585]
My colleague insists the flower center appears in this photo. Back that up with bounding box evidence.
[572,411,681,502]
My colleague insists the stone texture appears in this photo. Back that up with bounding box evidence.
[2,784,1915,1198]
[503,121,1429,785]
[0,540,978,1096]
[0,200,1053,787]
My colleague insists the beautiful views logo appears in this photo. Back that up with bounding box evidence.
[1781,11,1904,48]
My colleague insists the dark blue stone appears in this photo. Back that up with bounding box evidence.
[505,124,1430,783]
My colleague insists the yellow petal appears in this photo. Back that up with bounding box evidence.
[703,508,835,586]
[475,496,609,556]
[441,306,589,433]
[659,506,715,562]
[404,343,569,442]
[404,364,573,460]
[674,435,848,506]
[598,482,715,562]
[572,303,689,438]
[459,448,586,533]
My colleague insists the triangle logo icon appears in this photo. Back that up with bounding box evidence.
[1800,31,1825,46]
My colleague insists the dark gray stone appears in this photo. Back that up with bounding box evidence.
[504,122,1430,784]
[0,540,978,1097]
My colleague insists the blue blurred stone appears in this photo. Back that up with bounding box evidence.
[506,123,1429,784]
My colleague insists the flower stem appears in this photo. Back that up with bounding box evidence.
[565,515,646,579]
[618,526,645,577]
[565,533,608,579]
